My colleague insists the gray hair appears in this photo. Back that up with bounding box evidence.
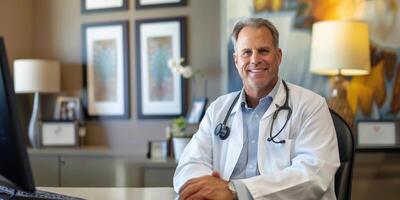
[231,17,279,51]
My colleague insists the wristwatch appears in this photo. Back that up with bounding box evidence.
[228,181,238,200]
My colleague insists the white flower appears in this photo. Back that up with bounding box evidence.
[168,57,197,79]
[168,59,176,68]
[181,67,193,78]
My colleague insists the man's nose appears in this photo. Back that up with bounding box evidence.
[250,52,261,64]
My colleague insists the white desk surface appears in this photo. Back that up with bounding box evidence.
[38,187,177,200]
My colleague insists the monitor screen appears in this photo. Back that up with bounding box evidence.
[0,37,36,192]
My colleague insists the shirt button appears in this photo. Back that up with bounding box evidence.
[251,140,256,144]
[249,165,254,169]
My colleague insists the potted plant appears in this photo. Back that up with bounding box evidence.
[169,117,197,161]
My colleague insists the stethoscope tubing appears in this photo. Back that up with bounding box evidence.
[214,80,292,143]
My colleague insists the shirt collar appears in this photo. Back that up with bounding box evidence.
[240,78,281,109]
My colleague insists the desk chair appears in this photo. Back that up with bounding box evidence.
[330,109,355,200]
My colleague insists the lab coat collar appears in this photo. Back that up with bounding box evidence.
[262,79,287,120]
[228,89,245,116]
[229,78,285,118]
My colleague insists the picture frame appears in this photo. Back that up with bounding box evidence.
[81,0,128,14]
[186,97,208,124]
[147,140,168,160]
[40,120,78,147]
[357,120,400,148]
[135,0,187,9]
[82,21,130,119]
[54,96,82,121]
[135,17,187,119]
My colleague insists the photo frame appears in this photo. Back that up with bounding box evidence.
[81,0,128,13]
[135,17,187,119]
[40,120,78,147]
[82,21,130,119]
[357,120,400,148]
[135,0,187,9]
[54,96,82,121]
[186,97,208,124]
[147,140,168,160]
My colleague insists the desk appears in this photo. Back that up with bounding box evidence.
[38,187,177,200]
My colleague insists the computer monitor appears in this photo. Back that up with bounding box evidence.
[0,36,36,192]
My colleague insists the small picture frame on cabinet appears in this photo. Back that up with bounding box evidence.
[40,120,78,147]
[186,97,208,124]
[357,120,400,148]
[147,140,168,160]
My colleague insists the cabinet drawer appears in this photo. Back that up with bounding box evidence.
[29,155,59,186]
[60,156,116,187]
[144,167,175,187]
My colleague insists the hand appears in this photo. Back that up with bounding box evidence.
[179,171,233,200]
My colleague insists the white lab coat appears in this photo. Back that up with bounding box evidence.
[174,81,340,200]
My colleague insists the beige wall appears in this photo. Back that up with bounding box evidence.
[0,0,33,64]
[0,0,34,138]
[29,0,221,155]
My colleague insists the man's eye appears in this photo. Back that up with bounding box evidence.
[242,51,252,56]
[259,49,270,55]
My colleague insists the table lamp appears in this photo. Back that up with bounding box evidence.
[310,20,371,126]
[14,59,60,148]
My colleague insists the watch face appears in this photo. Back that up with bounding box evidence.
[228,182,238,199]
[228,181,236,192]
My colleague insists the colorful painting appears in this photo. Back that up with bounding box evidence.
[135,17,187,119]
[253,0,297,13]
[147,36,174,101]
[231,0,400,121]
[82,21,130,119]
[93,39,117,102]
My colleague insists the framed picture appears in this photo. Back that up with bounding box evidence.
[135,17,187,119]
[54,96,83,121]
[82,21,130,119]
[81,0,128,13]
[357,120,400,148]
[135,0,187,9]
[147,140,168,160]
[40,120,78,147]
[186,97,208,124]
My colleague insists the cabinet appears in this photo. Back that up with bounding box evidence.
[142,161,176,187]
[28,148,176,187]
[29,148,117,187]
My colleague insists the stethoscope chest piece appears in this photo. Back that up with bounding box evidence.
[214,123,230,140]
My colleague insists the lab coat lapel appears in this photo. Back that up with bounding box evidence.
[258,81,289,174]
[222,93,244,180]
[262,80,286,120]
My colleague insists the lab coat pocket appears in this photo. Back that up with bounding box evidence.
[264,139,293,172]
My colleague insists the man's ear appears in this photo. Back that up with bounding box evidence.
[277,48,282,66]
[233,52,238,66]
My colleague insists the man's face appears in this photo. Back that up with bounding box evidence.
[234,26,282,92]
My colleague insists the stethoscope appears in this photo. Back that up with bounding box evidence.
[214,80,292,144]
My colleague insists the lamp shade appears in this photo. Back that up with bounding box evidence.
[13,59,60,93]
[309,20,371,76]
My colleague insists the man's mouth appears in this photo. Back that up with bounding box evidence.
[247,68,267,73]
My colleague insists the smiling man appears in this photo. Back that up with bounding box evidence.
[174,17,340,200]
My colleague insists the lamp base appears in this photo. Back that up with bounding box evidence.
[328,75,354,127]
[28,92,41,148]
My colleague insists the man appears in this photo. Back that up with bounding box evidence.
[174,17,340,200]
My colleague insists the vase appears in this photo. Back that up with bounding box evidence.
[172,137,191,162]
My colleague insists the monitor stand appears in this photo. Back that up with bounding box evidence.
[0,174,18,198]
[0,174,17,189]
